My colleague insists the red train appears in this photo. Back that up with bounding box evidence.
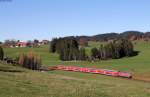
[56,65,132,78]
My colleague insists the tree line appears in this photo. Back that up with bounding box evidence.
[50,37,135,61]
[50,37,87,61]
[91,39,134,60]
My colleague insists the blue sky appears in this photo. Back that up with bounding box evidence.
[0,0,150,41]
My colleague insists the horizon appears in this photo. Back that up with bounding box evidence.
[1,0,150,41]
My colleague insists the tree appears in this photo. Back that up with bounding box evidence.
[91,47,99,59]
[78,48,86,60]
[50,38,57,53]
[0,46,4,60]
[4,39,17,47]
[18,51,42,70]
[33,39,39,47]
[26,40,33,47]
[34,39,39,44]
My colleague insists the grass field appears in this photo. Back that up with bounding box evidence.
[0,62,150,97]
[1,40,150,97]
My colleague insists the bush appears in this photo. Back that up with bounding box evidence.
[19,51,42,70]
[0,46,4,60]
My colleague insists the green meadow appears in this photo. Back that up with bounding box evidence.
[0,40,150,97]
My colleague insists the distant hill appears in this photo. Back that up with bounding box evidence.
[69,31,150,42]
[91,33,119,41]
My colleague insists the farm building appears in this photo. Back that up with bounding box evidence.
[41,40,49,45]
[17,42,27,47]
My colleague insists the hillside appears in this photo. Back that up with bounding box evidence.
[4,40,150,81]
[75,31,150,41]
[0,62,150,97]
[1,40,150,97]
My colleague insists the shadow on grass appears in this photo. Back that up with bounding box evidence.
[0,68,23,73]
[131,51,140,57]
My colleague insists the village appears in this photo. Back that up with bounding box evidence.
[3,39,49,48]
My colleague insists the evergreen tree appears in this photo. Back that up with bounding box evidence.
[91,47,99,59]
[59,49,65,60]
[0,46,4,60]
[78,48,86,60]
[50,38,58,53]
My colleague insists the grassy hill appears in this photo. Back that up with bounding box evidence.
[0,62,150,97]
[1,40,150,97]
[4,40,150,81]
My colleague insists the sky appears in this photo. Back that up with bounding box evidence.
[0,0,150,41]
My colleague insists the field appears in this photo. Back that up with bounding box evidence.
[1,40,150,97]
